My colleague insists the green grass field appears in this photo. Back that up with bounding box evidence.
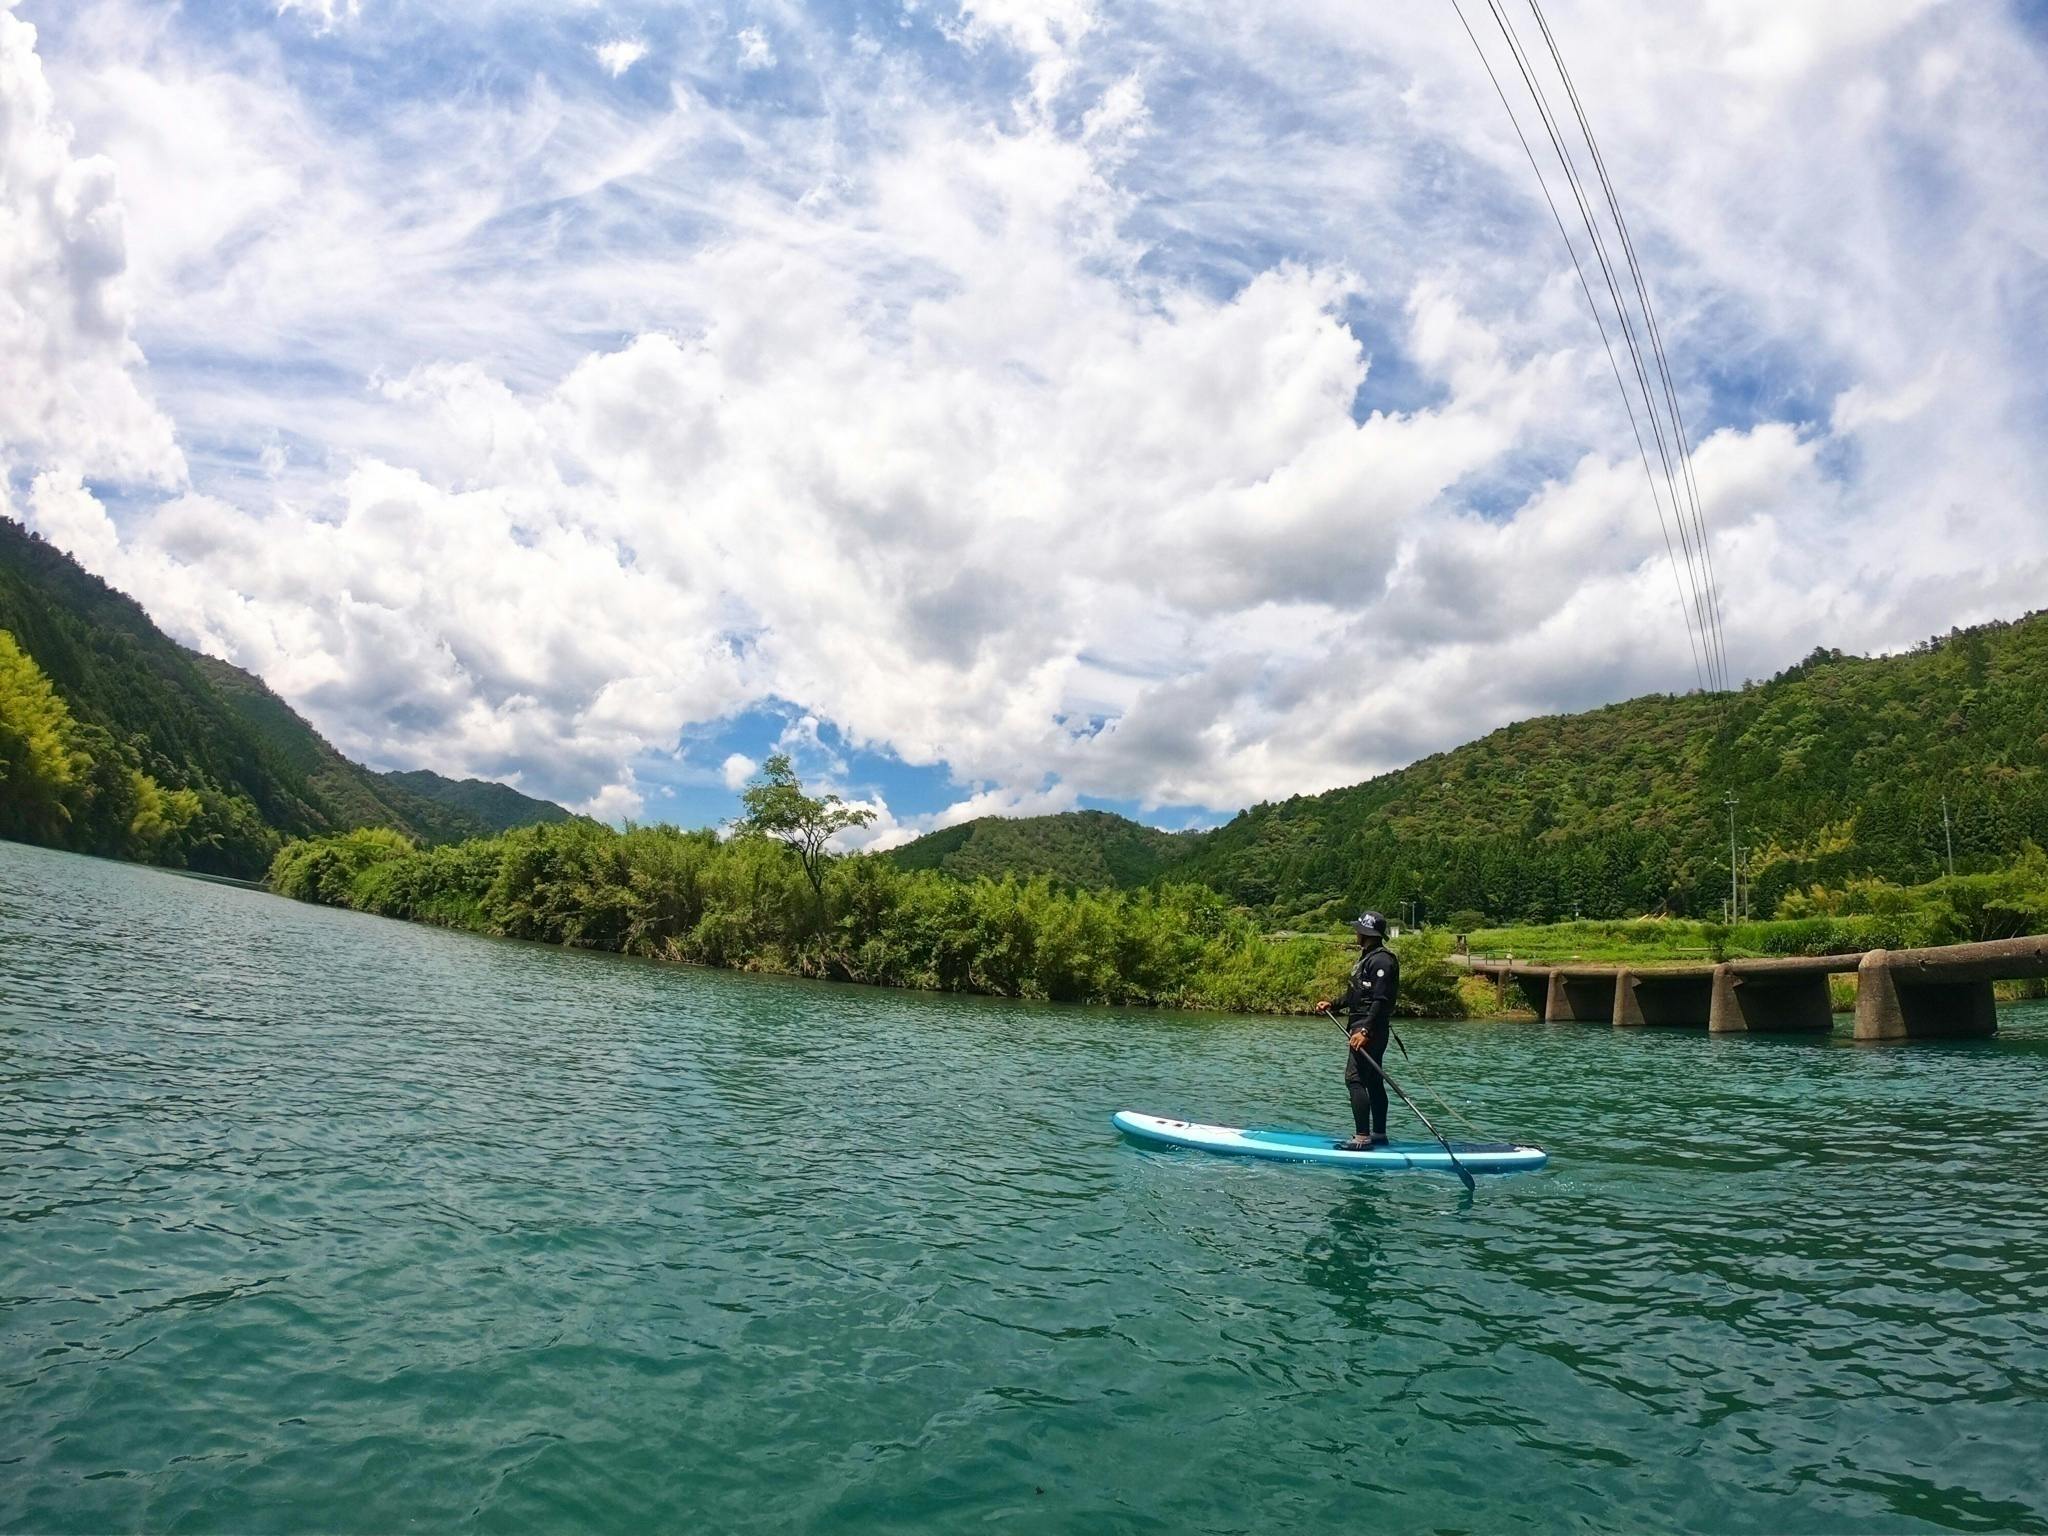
[1463,918,1756,964]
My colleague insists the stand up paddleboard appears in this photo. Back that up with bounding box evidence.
[1112,1111,1547,1173]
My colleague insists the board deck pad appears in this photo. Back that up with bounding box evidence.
[1112,1110,1547,1173]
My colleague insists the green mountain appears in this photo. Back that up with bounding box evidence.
[885,809,1201,889]
[891,613,2048,925]
[377,769,573,835]
[0,517,570,876]
[1179,613,2048,923]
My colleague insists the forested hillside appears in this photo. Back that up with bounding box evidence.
[378,770,574,834]
[0,518,569,876]
[885,809,1199,889]
[886,615,2048,925]
[1175,613,2048,923]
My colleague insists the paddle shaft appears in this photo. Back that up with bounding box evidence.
[1351,1038,1477,1191]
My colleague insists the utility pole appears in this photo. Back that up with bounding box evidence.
[1941,794,1955,878]
[1724,793,1738,923]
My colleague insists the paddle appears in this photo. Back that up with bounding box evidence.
[1351,1044,1477,1193]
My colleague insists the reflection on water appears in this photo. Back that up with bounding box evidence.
[3,840,2046,1534]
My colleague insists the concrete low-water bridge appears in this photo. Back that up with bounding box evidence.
[1463,936,2048,1040]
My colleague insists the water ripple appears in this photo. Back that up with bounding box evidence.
[3,841,2046,1533]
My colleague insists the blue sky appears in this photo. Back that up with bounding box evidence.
[4,0,2046,842]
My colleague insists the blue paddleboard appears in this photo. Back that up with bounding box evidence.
[1112,1110,1547,1173]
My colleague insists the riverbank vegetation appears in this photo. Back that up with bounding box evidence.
[1463,853,2048,964]
[268,815,1470,1017]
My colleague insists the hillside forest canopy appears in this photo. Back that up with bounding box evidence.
[0,518,571,875]
[886,610,2048,928]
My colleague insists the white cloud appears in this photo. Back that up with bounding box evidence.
[582,778,645,822]
[734,27,773,71]
[720,752,758,791]
[955,0,1095,112]
[594,38,647,78]
[0,4,181,486]
[273,0,361,33]
[23,469,120,573]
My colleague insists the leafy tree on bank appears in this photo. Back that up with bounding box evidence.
[733,753,876,915]
[0,626,235,866]
[0,628,82,843]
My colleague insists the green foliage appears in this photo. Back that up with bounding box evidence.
[886,809,1201,890]
[734,753,876,910]
[269,826,415,904]
[0,626,263,868]
[1153,611,2048,924]
[0,627,84,842]
[1469,852,2048,962]
[375,768,574,835]
[266,819,1468,1018]
[1763,847,2048,948]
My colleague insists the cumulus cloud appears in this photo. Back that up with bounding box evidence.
[583,778,645,821]
[0,3,181,486]
[594,38,647,78]
[5,0,2045,824]
[721,752,758,791]
[734,27,773,71]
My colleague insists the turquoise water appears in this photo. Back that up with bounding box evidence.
[5,840,2046,1533]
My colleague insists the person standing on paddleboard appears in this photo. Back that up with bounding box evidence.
[1317,912,1399,1151]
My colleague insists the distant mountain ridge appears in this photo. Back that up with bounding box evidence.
[0,517,571,875]
[884,809,1201,889]
[377,769,573,835]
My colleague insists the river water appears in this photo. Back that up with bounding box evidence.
[4,840,2046,1533]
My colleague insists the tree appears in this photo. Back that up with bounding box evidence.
[734,753,875,914]
[0,627,85,842]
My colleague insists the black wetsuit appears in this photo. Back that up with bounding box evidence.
[1332,943,1400,1138]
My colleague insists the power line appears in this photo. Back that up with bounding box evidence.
[1446,0,1728,691]
[1481,0,1720,690]
[1444,0,1711,695]
[1524,1,1729,689]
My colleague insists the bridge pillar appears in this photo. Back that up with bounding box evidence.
[1708,965,1834,1033]
[1854,950,1997,1041]
[1546,969,1619,1024]
[1615,970,1714,1027]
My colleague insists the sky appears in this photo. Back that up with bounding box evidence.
[2,0,2045,846]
